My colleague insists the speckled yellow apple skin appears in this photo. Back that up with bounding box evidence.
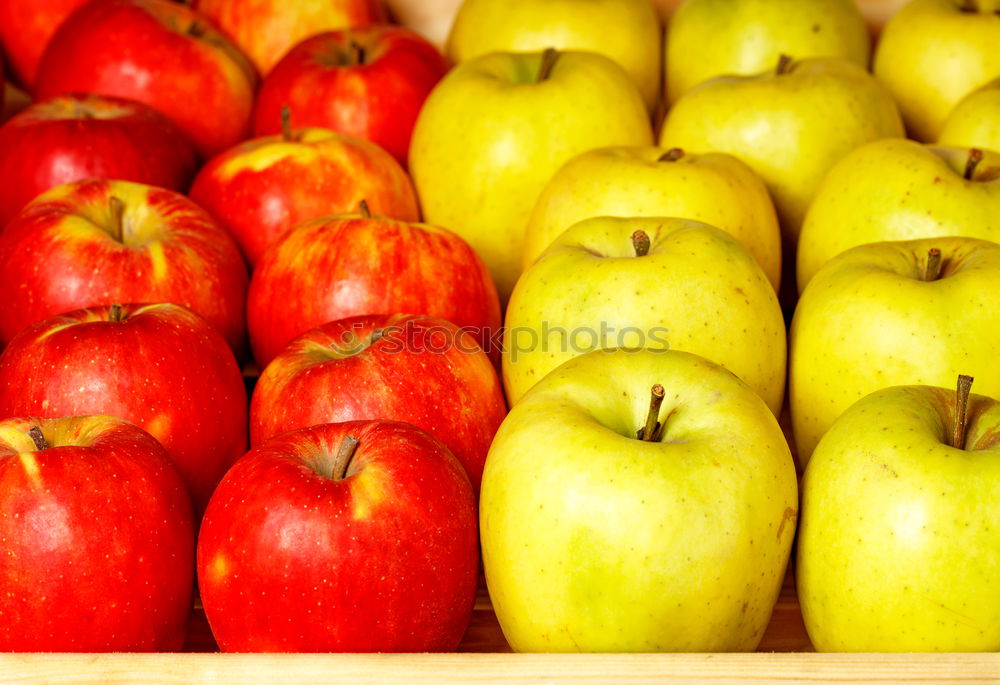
[503,216,785,414]
[798,384,1000,651]
[659,56,903,244]
[481,348,798,652]
[796,141,1000,292]
[938,79,1000,153]
[790,236,1000,465]
[521,146,782,290]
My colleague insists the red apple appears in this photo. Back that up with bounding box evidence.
[253,26,448,166]
[246,206,501,367]
[34,0,257,159]
[0,414,194,651]
[0,302,248,511]
[251,313,506,492]
[198,420,478,652]
[193,0,387,76]
[0,0,91,90]
[0,178,248,355]
[189,125,420,267]
[0,93,198,227]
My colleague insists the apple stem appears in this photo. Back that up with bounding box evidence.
[776,54,794,75]
[370,328,385,345]
[281,106,293,142]
[658,148,685,163]
[187,21,206,38]
[107,196,126,243]
[632,230,651,257]
[332,435,360,480]
[637,384,665,441]
[27,427,47,451]
[350,40,366,65]
[359,199,371,218]
[965,148,984,180]
[108,303,126,323]
[922,248,943,281]
[537,48,560,83]
[952,375,974,449]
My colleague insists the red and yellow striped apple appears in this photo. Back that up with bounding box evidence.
[198,420,478,652]
[250,314,506,492]
[0,303,248,511]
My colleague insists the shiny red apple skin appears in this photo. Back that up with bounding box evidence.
[198,420,478,652]
[34,0,257,159]
[246,212,501,368]
[193,0,386,76]
[0,414,194,651]
[0,178,248,355]
[253,25,448,165]
[189,127,420,267]
[0,303,248,511]
[0,0,91,90]
[0,93,198,227]
[250,314,506,492]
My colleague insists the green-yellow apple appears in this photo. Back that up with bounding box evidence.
[937,78,1000,153]
[409,48,653,301]
[660,56,903,245]
[446,0,662,111]
[521,145,781,290]
[503,216,785,413]
[790,236,1000,466]
[797,377,1000,651]
[873,0,1000,142]
[481,347,798,652]
[796,141,1000,291]
[666,0,870,105]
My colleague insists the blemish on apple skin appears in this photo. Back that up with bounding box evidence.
[776,507,797,542]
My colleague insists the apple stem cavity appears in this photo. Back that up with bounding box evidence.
[952,375,974,450]
[27,427,47,451]
[632,230,651,257]
[965,148,984,180]
[107,196,126,243]
[637,384,666,442]
[359,199,372,218]
[776,54,794,75]
[331,435,360,480]
[922,248,943,281]
[537,48,560,83]
[108,303,126,323]
[281,106,293,142]
[658,148,685,163]
[349,40,366,65]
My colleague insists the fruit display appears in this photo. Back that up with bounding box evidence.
[5,0,1000,678]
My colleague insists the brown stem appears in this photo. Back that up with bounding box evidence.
[107,196,125,243]
[658,148,685,163]
[281,106,293,142]
[952,375,974,449]
[359,199,371,218]
[537,48,559,82]
[632,230,651,257]
[776,54,794,75]
[965,148,984,180]
[637,384,665,441]
[332,435,360,480]
[922,248,942,281]
[370,328,385,345]
[28,426,47,451]
[187,20,206,38]
[349,40,366,65]
[107,303,126,323]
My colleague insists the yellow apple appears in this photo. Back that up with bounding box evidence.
[798,378,1000,651]
[660,56,903,245]
[790,236,1000,465]
[521,146,781,290]
[873,0,1000,142]
[937,78,1000,153]
[446,0,662,111]
[481,347,798,652]
[797,141,1000,291]
[503,216,785,413]
[410,49,653,301]
[666,0,870,105]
